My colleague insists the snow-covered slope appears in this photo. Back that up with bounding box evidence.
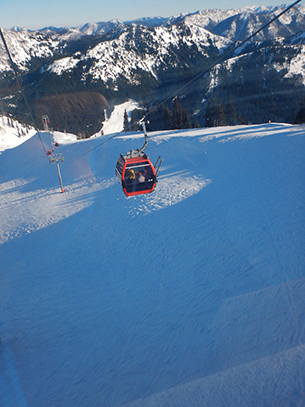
[43,23,231,83]
[1,5,304,74]
[0,121,304,406]
[0,115,36,152]
[101,100,139,135]
[0,28,61,72]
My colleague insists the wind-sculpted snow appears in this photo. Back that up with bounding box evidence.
[0,118,304,407]
[128,173,211,216]
[122,340,305,407]
[0,178,113,244]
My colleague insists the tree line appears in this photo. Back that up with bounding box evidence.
[123,96,243,132]
[123,98,198,132]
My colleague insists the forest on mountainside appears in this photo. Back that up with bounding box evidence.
[0,7,304,135]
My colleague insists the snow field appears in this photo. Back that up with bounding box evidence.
[0,121,304,406]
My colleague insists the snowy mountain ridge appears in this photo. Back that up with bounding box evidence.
[42,23,231,83]
[8,4,305,39]
[1,4,304,74]
[0,4,304,134]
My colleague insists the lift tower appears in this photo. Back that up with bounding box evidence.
[42,115,65,193]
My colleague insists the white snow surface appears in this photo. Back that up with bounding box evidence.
[282,45,305,85]
[44,24,230,83]
[0,116,36,152]
[0,29,60,72]
[102,100,139,135]
[0,118,304,406]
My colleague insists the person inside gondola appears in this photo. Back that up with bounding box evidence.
[138,171,145,183]
[127,169,135,180]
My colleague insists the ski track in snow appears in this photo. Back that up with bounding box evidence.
[127,172,211,216]
[0,117,304,407]
[0,177,114,243]
[102,101,139,135]
[121,342,305,407]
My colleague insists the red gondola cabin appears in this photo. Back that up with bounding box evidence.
[116,122,163,197]
[116,152,157,197]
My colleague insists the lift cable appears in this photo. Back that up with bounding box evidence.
[0,28,48,157]
[72,0,302,160]
[74,131,124,160]
[1,0,302,162]
[141,0,303,121]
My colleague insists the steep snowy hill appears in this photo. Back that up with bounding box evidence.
[0,115,36,152]
[101,100,139,135]
[1,4,304,74]
[0,122,304,406]
[1,5,305,131]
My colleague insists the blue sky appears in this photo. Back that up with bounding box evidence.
[0,0,293,30]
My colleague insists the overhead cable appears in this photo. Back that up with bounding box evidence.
[0,28,48,156]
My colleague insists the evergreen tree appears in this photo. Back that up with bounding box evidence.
[226,95,237,126]
[163,106,172,130]
[130,111,139,131]
[144,100,193,131]
[206,98,221,127]
[172,97,181,129]
[212,98,220,127]
[295,97,305,124]
[205,99,214,127]
[218,99,227,126]
[182,109,192,129]
[238,114,245,125]
[193,117,200,128]
[172,97,189,129]
[123,109,129,131]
